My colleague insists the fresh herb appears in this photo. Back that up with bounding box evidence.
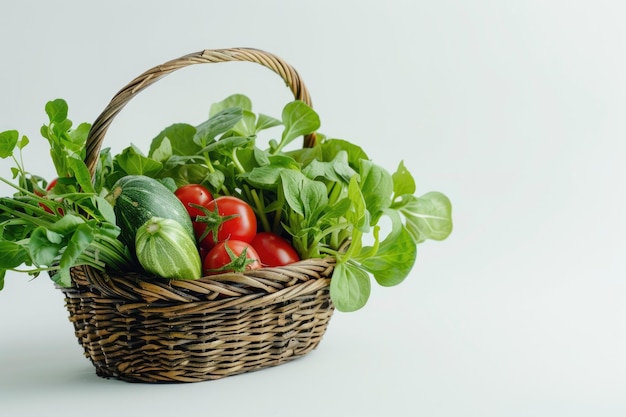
[0,100,134,290]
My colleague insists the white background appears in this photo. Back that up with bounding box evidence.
[1,1,625,416]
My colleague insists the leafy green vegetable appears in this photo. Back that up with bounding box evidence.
[276,101,320,153]
[0,94,452,313]
[330,262,372,313]
[0,130,19,158]
[0,101,136,286]
[111,93,451,311]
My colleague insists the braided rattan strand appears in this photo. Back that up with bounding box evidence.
[63,260,334,383]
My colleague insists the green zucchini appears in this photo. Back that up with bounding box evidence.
[135,217,201,280]
[106,175,195,249]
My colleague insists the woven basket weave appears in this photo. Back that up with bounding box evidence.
[61,48,335,383]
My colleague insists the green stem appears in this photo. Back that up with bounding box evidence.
[317,246,341,257]
[272,200,284,235]
[88,238,133,271]
[202,153,216,174]
[228,148,272,232]
[12,265,58,274]
[313,223,350,247]
[243,185,271,232]
[10,154,27,190]
[0,199,57,227]
[230,149,246,174]
[202,153,230,196]
[328,181,343,207]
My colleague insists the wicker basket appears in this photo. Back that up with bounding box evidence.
[60,48,336,383]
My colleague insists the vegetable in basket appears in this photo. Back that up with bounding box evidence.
[0,102,136,288]
[0,95,453,312]
[105,174,195,249]
[135,216,201,279]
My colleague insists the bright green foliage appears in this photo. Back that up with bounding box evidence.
[0,95,453,312]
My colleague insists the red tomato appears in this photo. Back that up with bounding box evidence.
[197,196,257,250]
[174,184,214,220]
[203,240,262,275]
[46,178,59,192]
[250,232,300,267]
[38,178,64,215]
[34,177,57,197]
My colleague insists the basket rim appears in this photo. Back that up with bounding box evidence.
[66,257,336,304]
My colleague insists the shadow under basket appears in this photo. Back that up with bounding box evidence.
[60,258,335,383]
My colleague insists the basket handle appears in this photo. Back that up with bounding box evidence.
[84,48,316,176]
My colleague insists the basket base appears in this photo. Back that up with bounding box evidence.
[61,282,334,383]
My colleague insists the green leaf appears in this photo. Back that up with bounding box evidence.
[359,160,393,221]
[47,213,85,235]
[231,109,257,137]
[0,217,29,243]
[321,139,369,170]
[0,270,5,290]
[0,241,29,268]
[29,227,64,266]
[241,154,300,189]
[68,155,96,194]
[280,101,320,150]
[94,196,116,225]
[209,94,252,116]
[67,122,91,146]
[54,119,73,137]
[45,99,68,123]
[330,262,371,312]
[204,170,226,191]
[149,123,199,156]
[149,136,172,162]
[159,160,211,188]
[279,170,328,222]
[195,107,244,145]
[57,223,95,284]
[286,144,323,169]
[253,146,271,166]
[17,134,29,150]
[280,170,305,216]
[321,197,352,220]
[116,145,163,177]
[157,177,178,193]
[244,165,284,189]
[268,154,299,170]
[302,150,357,184]
[198,136,253,155]
[341,226,364,262]
[0,130,18,158]
[346,175,367,230]
[359,211,417,287]
[301,178,328,221]
[49,146,68,178]
[95,147,114,191]
[392,161,416,197]
[51,268,72,288]
[397,192,453,243]
[256,113,282,132]
[97,221,122,240]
